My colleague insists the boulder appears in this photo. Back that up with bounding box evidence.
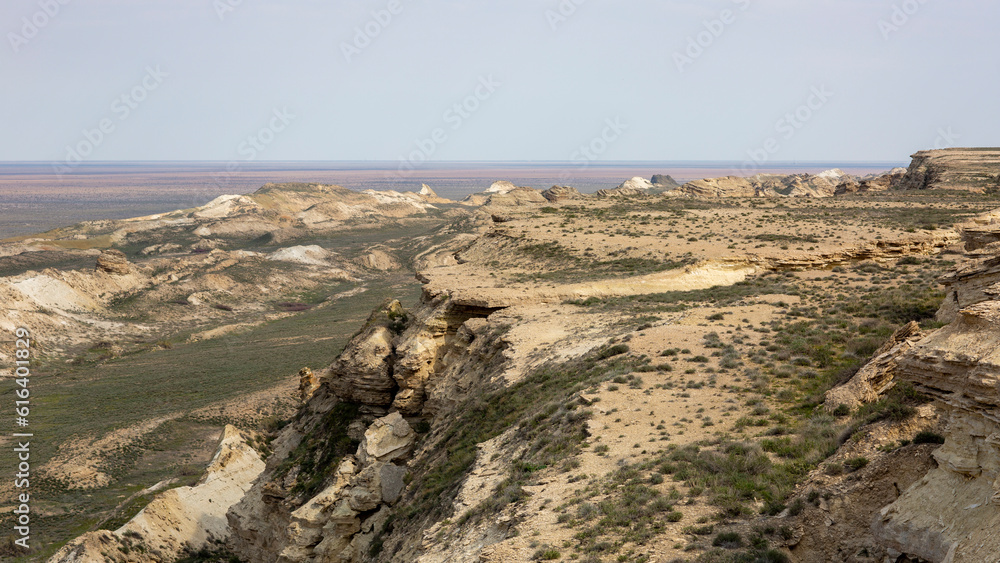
[95,249,130,275]
[357,412,415,464]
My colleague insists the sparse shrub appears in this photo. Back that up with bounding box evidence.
[844,457,869,472]
[786,498,805,516]
[712,531,743,548]
[824,462,844,476]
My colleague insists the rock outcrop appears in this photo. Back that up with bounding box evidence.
[483,180,520,194]
[299,367,320,403]
[595,185,647,198]
[898,148,1000,191]
[327,300,404,407]
[229,411,415,563]
[95,249,131,275]
[835,167,907,195]
[483,187,548,207]
[871,218,1000,561]
[540,185,583,203]
[615,176,655,191]
[754,230,959,271]
[679,170,852,198]
[873,301,1000,562]
[417,184,452,204]
[49,426,264,562]
[227,294,510,563]
[824,321,922,411]
[935,253,1000,322]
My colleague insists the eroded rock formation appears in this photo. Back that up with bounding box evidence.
[869,219,1000,561]
[226,294,510,563]
[679,170,850,198]
[327,301,404,407]
[49,426,264,562]
[898,148,1000,191]
[95,249,131,275]
[540,185,583,202]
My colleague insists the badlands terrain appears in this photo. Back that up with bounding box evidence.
[2,148,1000,562]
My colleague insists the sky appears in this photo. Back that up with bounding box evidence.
[1,0,997,166]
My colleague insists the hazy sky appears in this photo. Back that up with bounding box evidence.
[2,0,997,165]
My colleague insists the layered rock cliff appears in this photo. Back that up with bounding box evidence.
[226,296,511,562]
[871,219,1000,562]
[898,148,1000,192]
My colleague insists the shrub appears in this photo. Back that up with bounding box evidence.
[532,548,561,560]
[824,462,844,476]
[844,457,869,472]
[597,344,630,360]
[712,531,743,549]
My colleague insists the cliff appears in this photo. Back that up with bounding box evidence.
[871,218,1000,561]
[898,148,1000,192]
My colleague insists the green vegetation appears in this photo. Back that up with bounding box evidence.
[275,402,361,499]
[401,346,642,528]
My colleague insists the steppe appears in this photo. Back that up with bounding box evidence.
[2,148,1000,562]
